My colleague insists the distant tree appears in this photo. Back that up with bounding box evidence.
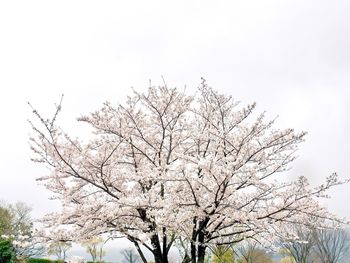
[236,249,273,263]
[81,237,106,262]
[0,202,45,259]
[10,202,32,236]
[47,241,71,262]
[211,245,235,263]
[11,202,45,259]
[0,207,13,236]
[122,248,142,263]
[0,202,32,237]
[279,226,315,263]
[313,228,349,263]
[236,241,273,263]
[279,226,350,263]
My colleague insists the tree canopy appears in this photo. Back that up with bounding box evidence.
[29,80,347,263]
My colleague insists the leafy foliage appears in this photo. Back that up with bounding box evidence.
[25,258,52,263]
[0,207,13,236]
[211,245,235,263]
[0,238,15,263]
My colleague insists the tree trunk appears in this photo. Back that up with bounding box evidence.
[153,252,162,263]
[197,230,206,263]
[162,249,169,263]
[197,245,206,263]
[151,234,163,263]
[182,254,191,263]
[136,208,169,263]
[162,227,169,263]
[191,242,197,263]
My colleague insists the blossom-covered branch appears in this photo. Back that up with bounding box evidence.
[29,80,347,263]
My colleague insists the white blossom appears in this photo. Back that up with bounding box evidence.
[29,80,348,263]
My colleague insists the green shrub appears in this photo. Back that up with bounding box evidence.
[26,259,52,263]
[26,259,65,263]
[0,238,15,263]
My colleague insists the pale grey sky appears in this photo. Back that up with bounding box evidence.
[0,0,349,248]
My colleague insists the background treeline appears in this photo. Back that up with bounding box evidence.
[1,201,349,263]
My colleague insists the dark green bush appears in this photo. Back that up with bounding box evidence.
[26,259,53,263]
[0,238,15,263]
[26,259,64,263]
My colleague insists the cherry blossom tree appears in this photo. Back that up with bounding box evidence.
[28,80,347,263]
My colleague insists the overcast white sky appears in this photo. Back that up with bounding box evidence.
[0,0,350,256]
